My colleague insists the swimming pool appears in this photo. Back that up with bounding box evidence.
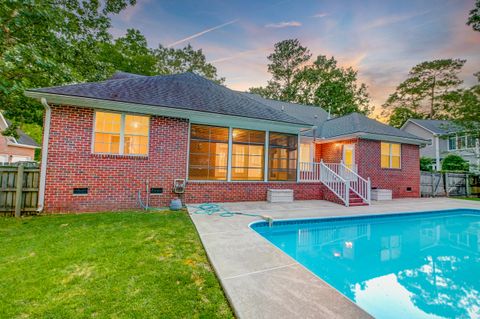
[251,209,480,319]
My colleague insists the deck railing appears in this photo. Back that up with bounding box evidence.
[299,161,370,206]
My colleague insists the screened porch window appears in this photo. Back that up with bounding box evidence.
[231,129,265,181]
[268,132,298,181]
[93,111,149,155]
[189,124,228,180]
[381,142,401,169]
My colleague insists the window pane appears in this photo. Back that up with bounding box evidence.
[231,129,265,181]
[188,125,228,180]
[391,143,401,156]
[124,135,148,155]
[269,132,297,181]
[94,133,120,154]
[125,115,149,135]
[381,155,390,168]
[457,135,466,149]
[95,112,121,133]
[449,136,457,150]
[467,135,476,148]
[391,156,401,169]
[381,142,390,156]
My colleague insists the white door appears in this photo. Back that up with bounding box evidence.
[343,144,355,170]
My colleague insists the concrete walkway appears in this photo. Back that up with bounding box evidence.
[187,198,480,319]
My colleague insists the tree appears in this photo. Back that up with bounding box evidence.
[0,0,136,126]
[383,59,466,121]
[420,157,434,172]
[99,29,157,76]
[154,44,224,83]
[441,154,469,172]
[250,39,372,116]
[450,73,480,131]
[467,0,480,32]
[250,39,311,100]
[293,55,372,116]
[388,107,424,128]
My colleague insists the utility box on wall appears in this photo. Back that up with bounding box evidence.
[267,189,294,203]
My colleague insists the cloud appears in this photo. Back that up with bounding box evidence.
[362,11,430,30]
[167,19,238,48]
[118,0,151,22]
[208,49,266,64]
[265,21,302,28]
[312,12,328,18]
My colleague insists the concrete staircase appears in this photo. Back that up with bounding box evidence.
[348,190,369,206]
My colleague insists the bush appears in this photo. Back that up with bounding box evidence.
[441,154,469,172]
[420,157,434,171]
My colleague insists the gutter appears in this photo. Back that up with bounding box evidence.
[37,98,51,213]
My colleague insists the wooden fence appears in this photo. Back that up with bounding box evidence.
[0,164,40,216]
[421,171,471,197]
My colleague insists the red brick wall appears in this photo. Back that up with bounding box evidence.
[185,182,323,203]
[44,105,324,212]
[44,105,189,212]
[356,139,420,198]
[315,139,358,163]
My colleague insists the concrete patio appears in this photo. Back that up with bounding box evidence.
[187,198,480,319]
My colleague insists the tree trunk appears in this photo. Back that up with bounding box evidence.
[430,76,436,119]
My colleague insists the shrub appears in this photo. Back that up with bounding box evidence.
[441,154,469,172]
[420,157,434,171]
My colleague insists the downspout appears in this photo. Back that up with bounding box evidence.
[37,98,51,212]
[434,135,440,171]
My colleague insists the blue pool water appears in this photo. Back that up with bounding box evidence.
[251,209,480,319]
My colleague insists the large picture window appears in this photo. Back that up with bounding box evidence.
[189,125,228,180]
[94,111,149,155]
[232,129,265,181]
[381,142,401,169]
[268,132,298,181]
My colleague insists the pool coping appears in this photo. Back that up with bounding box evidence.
[187,198,480,319]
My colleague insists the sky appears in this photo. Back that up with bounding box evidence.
[110,0,480,117]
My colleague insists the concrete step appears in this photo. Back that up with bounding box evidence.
[349,202,369,206]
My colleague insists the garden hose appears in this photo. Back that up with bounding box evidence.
[191,203,274,226]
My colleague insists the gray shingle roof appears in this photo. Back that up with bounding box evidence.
[320,113,426,141]
[29,72,308,126]
[407,119,461,135]
[240,92,329,131]
[4,119,39,147]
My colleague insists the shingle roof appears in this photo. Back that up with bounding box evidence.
[320,113,426,141]
[29,72,308,126]
[406,119,461,135]
[4,119,39,147]
[240,92,329,131]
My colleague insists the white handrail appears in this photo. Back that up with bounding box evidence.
[299,162,322,182]
[319,161,350,206]
[338,162,371,204]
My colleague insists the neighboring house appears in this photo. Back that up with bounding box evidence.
[0,112,39,163]
[25,72,427,213]
[401,119,479,171]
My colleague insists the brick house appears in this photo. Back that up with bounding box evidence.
[25,72,428,213]
[0,112,39,163]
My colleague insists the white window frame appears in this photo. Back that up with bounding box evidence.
[92,110,150,156]
[381,142,402,169]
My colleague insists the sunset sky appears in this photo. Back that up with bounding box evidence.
[110,0,480,115]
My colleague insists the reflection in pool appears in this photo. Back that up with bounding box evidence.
[251,210,480,319]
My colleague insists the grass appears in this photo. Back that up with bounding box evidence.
[456,197,480,201]
[0,211,233,319]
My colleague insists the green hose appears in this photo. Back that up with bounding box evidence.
[192,203,274,225]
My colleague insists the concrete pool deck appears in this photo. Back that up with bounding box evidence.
[187,198,480,319]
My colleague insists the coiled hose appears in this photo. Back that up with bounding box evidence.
[192,203,274,226]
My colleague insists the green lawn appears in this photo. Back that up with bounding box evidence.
[0,211,233,318]
[457,197,480,201]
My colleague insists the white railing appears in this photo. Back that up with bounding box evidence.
[300,161,371,206]
[299,162,322,182]
[319,161,350,206]
[337,162,371,205]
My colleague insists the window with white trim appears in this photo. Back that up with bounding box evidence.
[93,111,149,155]
[381,142,401,169]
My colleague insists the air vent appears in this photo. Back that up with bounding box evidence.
[73,188,88,195]
[406,187,412,192]
[150,188,163,194]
